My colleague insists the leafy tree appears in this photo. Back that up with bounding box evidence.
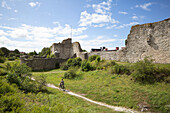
[39,47,50,56]
[28,50,38,56]
[14,49,20,54]
[0,47,10,57]
[82,49,87,52]
[0,49,4,57]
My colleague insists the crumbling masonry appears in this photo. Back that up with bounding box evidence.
[21,18,170,70]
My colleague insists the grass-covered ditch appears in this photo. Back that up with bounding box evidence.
[32,56,170,113]
[1,55,170,112]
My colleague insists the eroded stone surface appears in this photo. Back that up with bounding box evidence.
[89,18,170,63]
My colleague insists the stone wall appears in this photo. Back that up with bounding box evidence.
[51,38,73,59]
[20,56,67,71]
[51,38,87,60]
[89,18,170,63]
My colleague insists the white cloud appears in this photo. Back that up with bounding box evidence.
[14,10,18,13]
[79,36,117,51]
[8,18,16,21]
[29,2,40,7]
[116,22,139,29]
[106,24,117,29]
[118,11,128,15]
[79,11,119,26]
[113,34,118,37]
[1,0,11,10]
[0,30,7,36]
[0,23,87,52]
[79,0,118,27]
[72,35,88,40]
[93,24,105,27]
[53,21,60,25]
[132,15,138,20]
[135,2,153,11]
[92,0,112,14]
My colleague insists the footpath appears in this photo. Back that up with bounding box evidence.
[46,83,139,113]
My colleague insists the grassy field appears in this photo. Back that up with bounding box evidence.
[32,63,170,113]
[0,65,119,113]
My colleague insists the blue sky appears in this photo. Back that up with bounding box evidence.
[0,0,169,52]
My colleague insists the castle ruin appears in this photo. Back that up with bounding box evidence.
[21,18,170,70]
[89,18,170,63]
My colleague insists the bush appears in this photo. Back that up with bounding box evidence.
[61,58,82,70]
[113,64,131,75]
[5,62,47,93]
[110,60,116,66]
[131,58,156,83]
[63,69,78,79]
[81,60,92,72]
[0,78,16,96]
[95,56,101,63]
[0,95,25,112]
[60,63,69,70]
[88,55,99,62]
[0,57,5,63]
[8,57,15,61]
[6,73,22,86]
[67,57,82,67]
[0,69,7,76]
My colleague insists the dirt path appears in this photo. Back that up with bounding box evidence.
[46,83,139,113]
[31,77,139,113]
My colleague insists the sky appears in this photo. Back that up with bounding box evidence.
[0,0,169,53]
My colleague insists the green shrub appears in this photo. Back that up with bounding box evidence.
[5,62,47,93]
[95,56,101,63]
[60,63,69,70]
[88,55,99,62]
[0,78,16,96]
[63,69,78,79]
[6,73,22,86]
[110,60,116,66]
[0,95,25,112]
[114,64,131,75]
[37,75,47,92]
[8,57,15,61]
[81,60,92,72]
[15,54,20,58]
[0,57,5,63]
[0,69,7,76]
[131,58,156,83]
[67,57,82,67]
[61,58,82,70]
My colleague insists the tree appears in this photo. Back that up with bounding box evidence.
[0,47,10,57]
[0,49,4,57]
[39,47,50,56]
[14,49,20,54]
[28,50,38,56]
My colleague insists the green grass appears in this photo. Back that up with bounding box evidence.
[0,76,117,113]
[32,66,170,113]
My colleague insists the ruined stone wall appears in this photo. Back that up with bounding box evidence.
[20,56,66,71]
[51,38,87,60]
[124,18,170,63]
[51,38,73,59]
[88,18,170,63]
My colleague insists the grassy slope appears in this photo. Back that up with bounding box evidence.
[32,64,170,112]
[0,74,116,112]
